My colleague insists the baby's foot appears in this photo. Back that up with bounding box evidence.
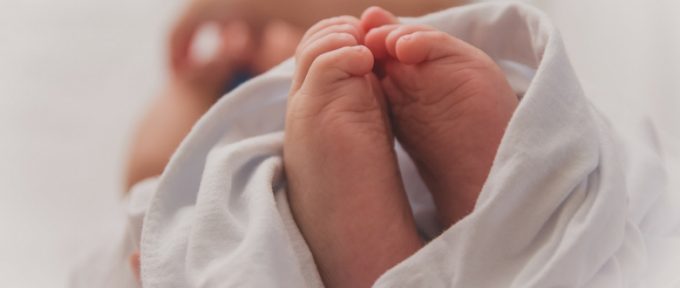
[284,16,421,288]
[363,7,518,228]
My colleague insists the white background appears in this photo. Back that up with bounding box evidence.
[0,0,678,287]
[0,0,182,286]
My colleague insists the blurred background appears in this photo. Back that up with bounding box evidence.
[0,0,678,286]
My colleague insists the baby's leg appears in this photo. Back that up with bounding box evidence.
[284,16,421,288]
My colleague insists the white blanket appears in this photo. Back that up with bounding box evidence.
[124,2,678,287]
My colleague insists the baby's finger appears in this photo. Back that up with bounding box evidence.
[170,6,204,72]
[177,22,253,93]
[291,33,359,92]
[215,22,253,67]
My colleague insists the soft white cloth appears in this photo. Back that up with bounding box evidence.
[123,2,678,287]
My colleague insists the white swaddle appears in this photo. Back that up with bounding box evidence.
[126,2,678,287]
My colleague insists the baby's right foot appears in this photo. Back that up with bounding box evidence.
[284,16,421,288]
[363,7,518,228]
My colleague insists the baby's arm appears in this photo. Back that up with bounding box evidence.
[125,22,251,190]
[125,81,217,190]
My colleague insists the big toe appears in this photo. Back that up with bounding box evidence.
[387,25,478,65]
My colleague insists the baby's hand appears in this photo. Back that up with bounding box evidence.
[170,22,254,96]
[362,7,519,228]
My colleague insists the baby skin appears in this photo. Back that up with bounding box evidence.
[284,7,518,288]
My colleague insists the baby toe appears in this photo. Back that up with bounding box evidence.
[360,6,398,32]
[305,45,374,86]
[392,27,492,68]
[384,25,438,62]
[364,24,399,60]
[292,32,359,91]
[300,16,362,46]
[298,23,363,52]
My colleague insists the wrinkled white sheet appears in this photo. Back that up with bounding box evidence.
[75,2,680,287]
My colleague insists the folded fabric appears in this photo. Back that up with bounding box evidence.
[130,2,678,287]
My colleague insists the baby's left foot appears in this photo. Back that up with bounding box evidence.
[284,16,422,288]
[363,7,518,228]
